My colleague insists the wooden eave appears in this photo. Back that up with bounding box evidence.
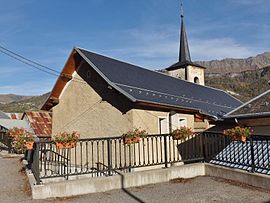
[238,117,270,127]
[135,101,218,121]
[136,101,199,115]
[41,49,77,110]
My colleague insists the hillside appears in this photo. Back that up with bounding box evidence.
[199,53,270,102]
[0,92,50,113]
[0,94,32,104]
[196,52,270,75]
[205,66,270,102]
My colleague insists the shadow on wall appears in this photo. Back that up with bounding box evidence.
[177,134,231,163]
[75,54,134,114]
[97,163,146,203]
[120,172,146,203]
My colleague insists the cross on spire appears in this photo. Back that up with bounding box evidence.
[180,0,184,18]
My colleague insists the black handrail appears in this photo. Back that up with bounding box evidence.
[0,131,12,153]
[29,132,270,185]
[29,133,204,184]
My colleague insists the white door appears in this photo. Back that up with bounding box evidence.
[159,117,169,134]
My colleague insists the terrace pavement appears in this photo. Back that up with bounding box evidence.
[0,152,270,203]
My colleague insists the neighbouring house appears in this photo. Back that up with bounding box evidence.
[0,118,30,132]
[22,111,52,137]
[0,110,28,131]
[0,111,10,120]
[41,14,242,138]
[223,88,270,135]
[0,110,52,137]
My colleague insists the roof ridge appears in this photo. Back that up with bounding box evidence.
[115,83,236,110]
[224,89,270,117]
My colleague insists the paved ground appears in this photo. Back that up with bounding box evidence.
[1,153,270,203]
[64,176,270,203]
[0,153,35,203]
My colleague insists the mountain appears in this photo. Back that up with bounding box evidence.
[205,66,270,102]
[0,94,32,104]
[196,52,270,75]
[196,53,270,102]
[0,92,50,113]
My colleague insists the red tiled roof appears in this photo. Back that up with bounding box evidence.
[5,113,22,120]
[24,111,52,137]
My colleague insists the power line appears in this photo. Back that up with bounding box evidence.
[60,99,102,130]
[0,48,60,77]
[0,45,59,74]
[0,44,90,85]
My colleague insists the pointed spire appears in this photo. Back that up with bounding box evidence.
[179,1,191,62]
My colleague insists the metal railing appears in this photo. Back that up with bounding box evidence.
[0,131,12,153]
[204,132,270,175]
[29,133,204,184]
[29,132,270,184]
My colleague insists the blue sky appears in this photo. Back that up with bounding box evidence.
[0,0,270,95]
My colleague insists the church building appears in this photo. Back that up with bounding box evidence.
[42,6,241,138]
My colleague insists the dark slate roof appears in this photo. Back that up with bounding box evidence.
[76,47,242,119]
[210,140,270,175]
[225,89,270,118]
[0,111,9,119]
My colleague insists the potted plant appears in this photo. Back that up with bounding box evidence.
[53,131,80,149]
[224,126,251,142]
[7,127,34,153]
[171,127,193,140]
[122,128,148,145]
[22,133,34,150]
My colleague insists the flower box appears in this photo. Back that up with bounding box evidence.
[52,131,80,149]
[224,127,251,143]
[55,142,76,149]
[171,127,193,140]
[25,141,34,150]
[123,136,141,145]
[231,135,247,142]
[122,128,147,145]
[7,127,34,153]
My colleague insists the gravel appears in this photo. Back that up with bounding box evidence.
[1,154,270,203]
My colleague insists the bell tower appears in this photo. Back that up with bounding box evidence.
[166,1,205,85]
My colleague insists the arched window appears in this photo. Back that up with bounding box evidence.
[194,77,199,84]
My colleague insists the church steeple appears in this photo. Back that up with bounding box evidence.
[179,2,191,62]
[166,1,205,86]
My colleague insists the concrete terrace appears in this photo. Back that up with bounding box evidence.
[1,153,270,203]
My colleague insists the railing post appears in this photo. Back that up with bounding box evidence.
[250,135,255,173]
[201,133,206,162]
[202,133,208,162]
[164,134,168,168]
[107,139,112,176]
[1,131,13,153]
[32,142,41,185]
[7,136,12,154]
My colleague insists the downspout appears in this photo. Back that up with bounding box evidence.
[169,112,173,133]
